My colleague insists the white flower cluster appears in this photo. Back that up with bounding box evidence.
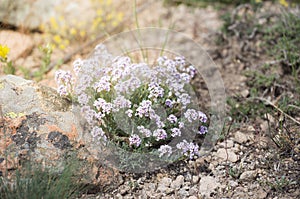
[55,44,208,160]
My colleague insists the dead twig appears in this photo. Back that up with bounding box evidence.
[251,97,300,126]
[230,4,252,23]
[288,104,300,111]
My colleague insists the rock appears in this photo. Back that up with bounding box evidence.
[0,0,58,29]
[170,175,184,189]
[0,0,89,30]
[239,170,257,180]
[215,148,239,163]
[178,188,189,197]
[184,172,192,181]
[0,0,125,30]
[188,186,199,196]
[157,177,173,193]
[257,188,268,199]
[0,31,34,61]
[192,175,199,184]
[145,182,157,192]
[159,177,172,187]
[232,187,248,198]
[162,196,176,199]
[257,136,271,149]
[229,180,238,188]
[188,196,198,199]
[247,125,256,132]
[119,184,130,195]
[233,131,254,144]
[0,75,121,191]
[219,139,234,148]
[241,89,249,98]
[199,176,220,197]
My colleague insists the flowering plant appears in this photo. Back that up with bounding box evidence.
[0,44,15,75]
[55,44,208,160]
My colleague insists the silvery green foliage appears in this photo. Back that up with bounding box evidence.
[55,44,208,160]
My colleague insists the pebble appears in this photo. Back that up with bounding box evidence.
[257,188,268,199]
[233,131,254,144]
[215,148,239,163]
[199,176,220,197]
[229,180,239,188]
[192,175,199,184]
[157,177,173,193]
[219,139,234,148]
[170,175,184,189]
[178,189,190,197]
[119,184,130,195]
[189,186,199,196]
[239,170,257,180]
[159,177,172,187]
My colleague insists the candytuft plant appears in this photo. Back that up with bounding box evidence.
[55,45,208,161]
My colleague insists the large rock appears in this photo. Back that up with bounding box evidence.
[0,0,59,30]
[0,0,126,30]
[0,75,120,191]
[0,0,92,30]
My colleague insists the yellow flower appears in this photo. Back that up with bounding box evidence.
[107,13,113,21]
[53,34,62,44]
[70,28,77,36]
[279,0,289,7]
[50,16,59,30]
[97,9,103,16]
[112,20,118,27]
[116,12,124,22]
[106,0,112,6]
[0,44,10,59]
[80,31,86,37]
[255,0,262,3]
[59,44,66,50]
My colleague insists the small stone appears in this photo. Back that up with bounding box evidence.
[178,189,189,197]
[192,175,199,184]
[233,131,254,144]
[247,125,256,132]
[219,139,234,148]
[229,180,238,188]
[257,136,270,149]
[119,185,130,195]
[145,182,157,192]
[239,170,257,180]
[171,175,184,189]
[257,188,268,199]
[162,196,175,199]
[188,196,197,199]
[241,89,249,98]
[199,176,220,197]
[182,185,190,190]
[159,177,172,187]
[157,177,172,193]
[260,121,269,133]
[215,148,239,163]
[189,186,198,196]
